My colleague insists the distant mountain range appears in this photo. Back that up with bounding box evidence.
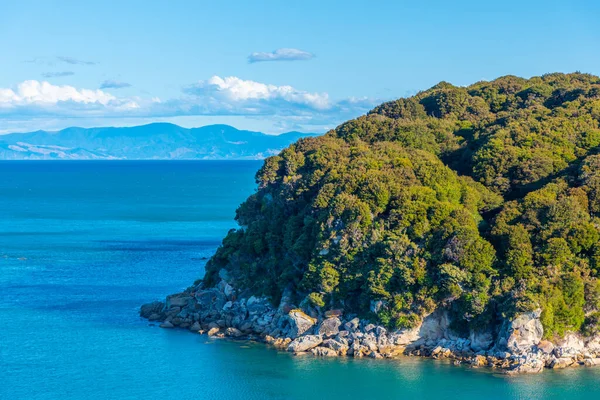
[0,123,320,160]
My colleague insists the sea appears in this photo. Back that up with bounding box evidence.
[1,160,600,400]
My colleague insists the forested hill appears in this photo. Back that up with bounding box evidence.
[0,123,318,160]
[203,72,600,339]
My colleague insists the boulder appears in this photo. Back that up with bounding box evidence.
[363,323,376,333]
[550,357,574,369]
[497,309,543,354]
[418,309,451,343]
[140,301,164,318]
[506,359,545,375]
[584,358,600,367]
[554,333,584,358]
[159,321,174,329]
[195,289,227,312]
[287,310,316,338]
[225,327,244,338]
[586,335,600,352]
[287,335,323,352]
[318,317,341,338]
[166,293,192,308]
[469,329,493,352]
[322,338,349,355]
[189,321,202,332]
[537,340,555,355]
[207,327,220,337]
[344,318,360,332]
[324,309,343,318]
[311,346,338,357]
[247,296,271,316]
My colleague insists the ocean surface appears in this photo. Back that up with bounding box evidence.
[1,160,600,400]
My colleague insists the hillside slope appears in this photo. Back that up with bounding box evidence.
[204,72,600,338]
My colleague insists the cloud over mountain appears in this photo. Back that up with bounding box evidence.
[0,76,379,132]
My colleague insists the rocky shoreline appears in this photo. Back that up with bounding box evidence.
[141,273,600,374]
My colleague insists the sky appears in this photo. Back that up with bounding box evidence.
[1,0,599,134]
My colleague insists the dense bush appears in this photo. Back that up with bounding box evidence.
[204,73,600,339]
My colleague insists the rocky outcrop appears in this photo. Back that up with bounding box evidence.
[141,274,600,374]
[288,335,323,352]
[496,309,544,354]
[287,310,316,338]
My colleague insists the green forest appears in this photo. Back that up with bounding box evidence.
[203,73,600,340]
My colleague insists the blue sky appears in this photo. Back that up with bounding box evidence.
[1,0,599,134]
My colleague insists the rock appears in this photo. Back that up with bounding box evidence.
[418,309,451,343]
[287,335,323,352]
[324,309,343,318]
[207,327,220,337]
[225,327,243,338]
[471,355,487,367]
[498,309,543,354]
[140,301,165,318]
[469,329,493,352]
[584,358,600,367]
[278,285,295,313]
[159,321,174,329]
[344,318,360,332]
[363,324,376,333]
[586,335,600,352]
[311,346,338,357]
[218,268,230,282]
[148,313,162,321]
[369,351,383,359]
[362,336,378,352]
[247,296,270,316]
[322,338,349,355]
[189,322,202,332]
[375,326,387,337]
[287,310,316,338]
[537,340,555,355]
[349,342,367,357]
[550,357,574,369]
[318,317,341,338]
[166,293,192,308]
[390,327,420,346]
[554,333,584,358]
[506,359,544,375]
[370,300,386,314]
[195,289,227,312]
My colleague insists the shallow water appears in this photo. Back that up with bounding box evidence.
[1,160,599,400]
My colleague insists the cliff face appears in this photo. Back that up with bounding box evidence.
[141,271,600,373]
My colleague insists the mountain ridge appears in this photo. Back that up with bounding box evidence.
[0,123,319,160]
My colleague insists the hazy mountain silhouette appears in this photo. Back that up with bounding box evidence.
[0,123,320,160]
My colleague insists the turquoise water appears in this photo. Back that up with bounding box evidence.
[1,161,600,400]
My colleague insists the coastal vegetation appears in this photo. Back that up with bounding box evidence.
[203,73,600,340]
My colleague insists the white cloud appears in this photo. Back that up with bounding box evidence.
[0,77,380,133]
[248,48,315,63]
[183,76,330,111]
[0,80,116,106]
